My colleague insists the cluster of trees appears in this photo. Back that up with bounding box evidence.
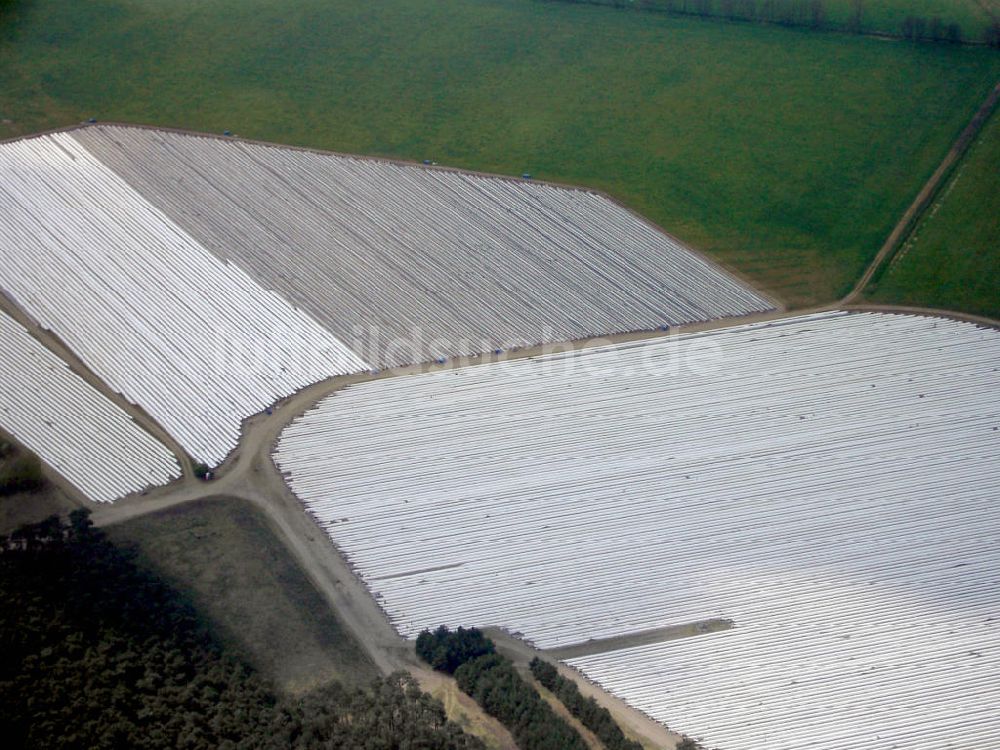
[546,0,997,44]
[529,658,643,750]
[416,625,497,672]
[0,510,483,749]
[416,626,588,750]
[0,442,46,496]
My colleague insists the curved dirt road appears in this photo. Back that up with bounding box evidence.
[62,300,1000,750]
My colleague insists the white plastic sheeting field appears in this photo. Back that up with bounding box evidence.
[0,133,368,464]
[73,125,774,366]
[0,310,180,503]
[275,311,1000,750]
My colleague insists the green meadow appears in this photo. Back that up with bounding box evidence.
[868,106,1000,319]
[1,0,998,308]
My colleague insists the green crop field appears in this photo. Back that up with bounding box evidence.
[867,106,1000,318]
[1,0,998,307]
[108,496,379,694]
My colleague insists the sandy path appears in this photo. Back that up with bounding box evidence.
[8,253,987,750]
[65,297,1000,750]
[0,291,194,479]
[6,94,999,747]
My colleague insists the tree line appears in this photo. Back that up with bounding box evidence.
[417,625,588,750]
[544,0,1000,46]
[0,510,483,749]
[529,658,706,750]
[529,658,644,750]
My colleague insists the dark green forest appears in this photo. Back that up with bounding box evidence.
[0,511,483,750]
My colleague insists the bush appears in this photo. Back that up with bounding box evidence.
[529,657,642,750]
[415,625,496,674]
[193,462,211,480]
[0,450,45,496]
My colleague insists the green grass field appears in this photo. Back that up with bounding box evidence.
[1,0,998,307]
[107,496,379,694]
[867,106,1000,318]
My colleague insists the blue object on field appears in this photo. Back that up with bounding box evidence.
[522,173,532,179]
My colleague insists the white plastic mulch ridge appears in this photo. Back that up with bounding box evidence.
[0,309,180,502]
[0,133,369,464]
[73,125,775,367]
[274,311,1000,750]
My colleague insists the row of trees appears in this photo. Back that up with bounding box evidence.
[0,511,483,749]
[529,658,644,750]
[900,15,965,43]
[417,626,588,750]
[455,654,588,750]
[547,0,998,45]
[529,658,705,750]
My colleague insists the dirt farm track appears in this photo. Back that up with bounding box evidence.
[82,334,702,750]
[0,104,1000,750]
